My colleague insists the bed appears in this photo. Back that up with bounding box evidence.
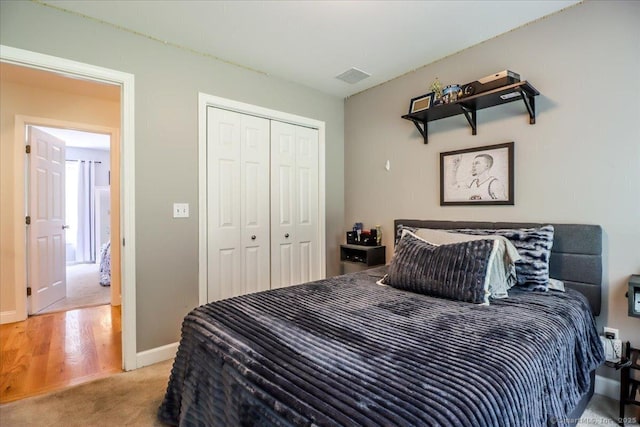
[99,240,111,286]
[158,220,604,427]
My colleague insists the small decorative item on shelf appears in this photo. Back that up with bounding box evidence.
[360,230,373,246]
[409,92,434,114]
[346,224,380,246]
[442,84,462,104]
[430,77,443,102]
[353,222,363,243]
[361,229,378,246]
[375,225,382,245]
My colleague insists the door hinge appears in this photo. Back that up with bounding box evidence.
[25,216,31,225]
[25,144,31,154]
[27,287,32,297]
[122,238,125,247]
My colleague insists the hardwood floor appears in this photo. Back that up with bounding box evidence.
[0,304,121,403]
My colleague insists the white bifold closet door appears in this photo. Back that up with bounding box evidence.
[207,108,270,302]
[270,121,319,288]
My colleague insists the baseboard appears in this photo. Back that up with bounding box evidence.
[135,342,179,369]
[0,309,24,325]
[595,374,620,400]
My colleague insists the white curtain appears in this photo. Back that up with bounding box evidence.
[75,160,96,263]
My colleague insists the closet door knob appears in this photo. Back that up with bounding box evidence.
[251,235,256,240]
[284,233,290,238]
[62,225,70,229]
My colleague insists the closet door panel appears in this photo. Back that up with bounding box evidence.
[207,108,242,302]
[208,108,270,301]
[240,114,270,294]
[217,160,236,227]
[278,243,294,288]
[244,246,259,295]
[271,121,299,288]
[271,122,319,287]
[218,249,238,299]
[295,127,319,282]
[299,241,312,283]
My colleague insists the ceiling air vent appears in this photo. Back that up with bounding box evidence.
[335,67,370,84]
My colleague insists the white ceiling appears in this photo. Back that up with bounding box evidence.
[43,0,580,98]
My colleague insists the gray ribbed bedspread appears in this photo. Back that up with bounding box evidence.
[158,268,604,427]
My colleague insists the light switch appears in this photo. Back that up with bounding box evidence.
[173,203,189,218]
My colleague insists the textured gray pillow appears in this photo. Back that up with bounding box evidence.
[453,225,554,291]
[413,228,520,299]
[384,231,497,304]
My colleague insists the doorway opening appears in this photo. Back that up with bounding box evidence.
[30,126,114,315]
[0,44,136,373]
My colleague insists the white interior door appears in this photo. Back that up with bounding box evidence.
[28,126,67,313]
[207,107,269,302]
[270,121,319,288]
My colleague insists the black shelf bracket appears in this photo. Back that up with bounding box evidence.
[409,119,429,144]
[460,105,477,135]
[519,90,536,124]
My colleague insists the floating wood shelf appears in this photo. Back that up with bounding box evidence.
[402,81,540,144]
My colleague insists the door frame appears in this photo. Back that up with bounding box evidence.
[0,45,137,371]
[198,93,326,305]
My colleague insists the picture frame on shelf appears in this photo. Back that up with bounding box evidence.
[409,92,434,114]
[440,142,514,206]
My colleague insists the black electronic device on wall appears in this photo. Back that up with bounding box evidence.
[628,274,640,318]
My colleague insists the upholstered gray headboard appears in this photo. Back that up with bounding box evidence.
[394,220,603,315]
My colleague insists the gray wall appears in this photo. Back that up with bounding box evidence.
[0,1,344,352]
[345,0,640,360]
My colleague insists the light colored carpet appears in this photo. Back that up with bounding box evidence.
[37,263,110,315]
[1,358,638,427]
[0,360,173,427]
[578,394,639,426]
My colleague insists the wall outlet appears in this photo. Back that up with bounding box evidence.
[173,203,189,218]
[603,327,619,340]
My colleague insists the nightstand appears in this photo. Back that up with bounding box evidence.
[619,342,640,426]
[340,244,385,274]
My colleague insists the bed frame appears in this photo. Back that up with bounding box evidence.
[394,220,603,426]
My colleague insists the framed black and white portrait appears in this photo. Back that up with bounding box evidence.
[440,142,514,206]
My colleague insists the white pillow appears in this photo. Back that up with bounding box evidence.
[413,228,521,299]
